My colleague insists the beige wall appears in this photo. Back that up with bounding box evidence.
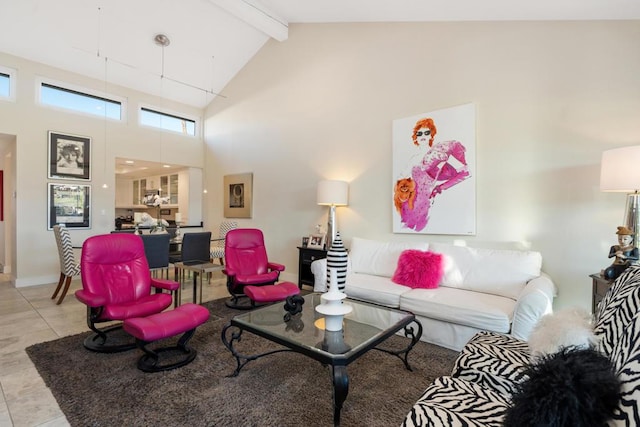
[204,21,640,310]
[2,20,640,310]
[0,52,205,286]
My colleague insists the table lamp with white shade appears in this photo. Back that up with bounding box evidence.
[600,145,640,248]
[317,180,349,250]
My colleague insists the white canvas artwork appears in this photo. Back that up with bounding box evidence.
[392,103,476,235]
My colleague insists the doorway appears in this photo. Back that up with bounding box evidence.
[0,133,16,276]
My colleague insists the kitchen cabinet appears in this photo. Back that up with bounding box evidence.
[115,168,201,226]
[118,174,179,208]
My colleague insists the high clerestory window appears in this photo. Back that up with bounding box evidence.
[0,66,16,101]
[140,106,197,136]
[39,81,123,120]
[0,73,10,98]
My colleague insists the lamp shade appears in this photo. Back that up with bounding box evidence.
[600,146,640,192]
[317,180,349,206]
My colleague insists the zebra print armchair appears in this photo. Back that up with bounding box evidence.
[403,266,640,426]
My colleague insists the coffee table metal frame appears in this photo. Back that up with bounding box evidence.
[221,293,423,426]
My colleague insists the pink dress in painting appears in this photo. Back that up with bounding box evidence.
[399,140,470,231]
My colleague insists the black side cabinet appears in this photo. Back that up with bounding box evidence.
[590,273,615,314]
[297,246,327,289]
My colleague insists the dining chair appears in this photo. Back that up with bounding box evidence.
[210,221,238,265]
[140,233,181,307]
[175,232,224,304]
[51,224,81,305]
[140,233,170,277]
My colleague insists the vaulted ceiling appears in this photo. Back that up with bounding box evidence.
[1,0,639,109]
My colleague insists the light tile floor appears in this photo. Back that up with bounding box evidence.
[0,271,230,427]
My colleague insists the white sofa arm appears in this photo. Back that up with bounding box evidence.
[510,272,557,341]
[311,258,328,292]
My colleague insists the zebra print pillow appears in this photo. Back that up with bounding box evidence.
[596,267,640,321]
[594,267,640,356]
[608,311,640,426]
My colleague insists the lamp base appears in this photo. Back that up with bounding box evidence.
[326,205,337,250]
[623,193,640,260]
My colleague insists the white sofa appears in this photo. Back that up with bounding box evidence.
[311,237,556,351]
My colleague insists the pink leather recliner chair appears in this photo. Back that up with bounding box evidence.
[223,228,285,309]
[75,233,180,352]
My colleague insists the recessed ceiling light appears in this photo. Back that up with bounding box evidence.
[125,160,134,164]
[163,164,171,168]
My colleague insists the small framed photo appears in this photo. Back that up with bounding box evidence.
[48,183,91,230]
[307,233,325,250]
[301,236,309,247]
[48,131,91,181]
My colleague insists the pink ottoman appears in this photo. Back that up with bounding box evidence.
[123,303,210,372]
[244,281,300,304]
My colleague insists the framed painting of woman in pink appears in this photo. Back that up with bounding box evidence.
[392,103,476,235]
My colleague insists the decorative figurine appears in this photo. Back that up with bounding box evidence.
[603,226,639,280]
[283,294,305,322]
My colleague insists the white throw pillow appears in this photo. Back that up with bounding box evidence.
[349,237,429,278]
[528,307,597,360]
[430,242,542,299]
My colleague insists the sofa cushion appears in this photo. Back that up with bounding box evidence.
[429,242,542,300]
[350,237,429,278]
[345,272,409,308]
[402,376,510,427]
[392,250,444,289]
[451,331,530,396]
[400,287,514,333]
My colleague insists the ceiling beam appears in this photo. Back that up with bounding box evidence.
[209,0,289,42]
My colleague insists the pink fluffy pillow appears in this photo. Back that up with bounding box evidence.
[392,250,444,289]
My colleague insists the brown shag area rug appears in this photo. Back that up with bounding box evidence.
[26,298,459,427]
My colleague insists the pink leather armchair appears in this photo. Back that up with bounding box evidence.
[75,233,180,352]
[223,228,285,309]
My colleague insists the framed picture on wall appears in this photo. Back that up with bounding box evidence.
[223,173,253,218]
[47,183,91,230]
[392,103,476,235]
[48,131,91,181]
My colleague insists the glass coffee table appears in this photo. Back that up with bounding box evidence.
[221,293,423,426]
